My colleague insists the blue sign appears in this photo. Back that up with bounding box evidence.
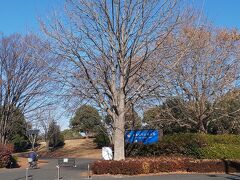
[125,129,159,144]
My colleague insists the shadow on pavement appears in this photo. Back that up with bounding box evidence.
[207,174,240,180]
[14,175,33,180]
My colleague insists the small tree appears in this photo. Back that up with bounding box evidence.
[9,108,29,151]
[70,105,101,135]
[143,98,195,134]
[208,90,240,134]
[47,121,64,148]
[37,106,58,150]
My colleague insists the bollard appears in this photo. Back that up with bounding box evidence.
[26,167,29,180]
[88,164,91,179]
[56,165,60,180]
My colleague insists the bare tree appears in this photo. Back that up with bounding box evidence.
[0,34,53,144]
[41,0,185,160]
[149,25,240,133]
[27,129,40,150]
[35,106,57,150]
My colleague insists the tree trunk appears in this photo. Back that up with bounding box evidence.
[198,119,207,133]
[113,114,125,160]
[0,120,7,144]
[32,135,35,150]
[113,92,125,160]
[0,133,7,145]
[46,139,50,151]
[0,134,4,144]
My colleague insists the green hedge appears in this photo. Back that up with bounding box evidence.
[196,134,240,159]
[126,133,240,159]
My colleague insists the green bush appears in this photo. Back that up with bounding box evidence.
[126,133,240,159]
[201,134,240,145]
[200,143,240,159]
[94,132,110,148]
[62,129,82,140]
[5,155,18,168]
[126,133,205,158]
[159,133,206,157]
[49,133,64,148]
[198,134,240,159]
[11,134,28,152]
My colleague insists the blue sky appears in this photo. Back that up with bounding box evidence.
[0,0,64,35]
[0,0,240,129]
[197,0,240,29]
[0,0,240,35]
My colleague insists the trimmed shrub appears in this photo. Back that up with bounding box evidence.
[142,161,150,174]
[91,158,240,175]
[0,144,14,168]
[186,160,225,173]
[149,158,188,173]
[92,160,143,175]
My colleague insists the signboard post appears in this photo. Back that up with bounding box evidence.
[26,129,39,150]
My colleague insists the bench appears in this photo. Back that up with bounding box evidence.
[57,158,76,167]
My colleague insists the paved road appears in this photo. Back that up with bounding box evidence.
[1,158,240,180]
[0,158,93,180]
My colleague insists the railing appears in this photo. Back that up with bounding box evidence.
[57,158,76,167]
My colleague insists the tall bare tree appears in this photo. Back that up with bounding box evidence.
[0,34,53,144]
[149,26,240,133]
[41,0,185,160]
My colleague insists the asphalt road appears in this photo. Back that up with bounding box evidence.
[1,158,240,180]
